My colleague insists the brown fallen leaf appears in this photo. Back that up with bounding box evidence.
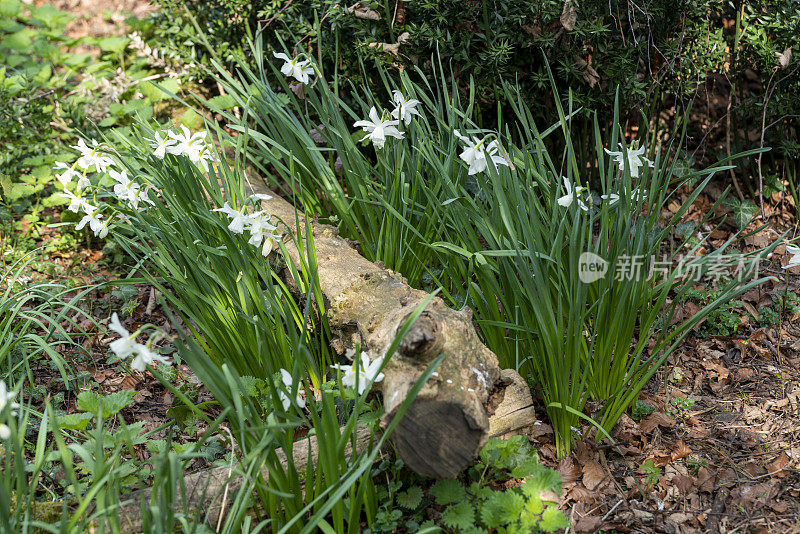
[567,483,596,504]
[558,456,582,484]
[731,482,778,508]
[560,0,577,30]
[673,474,696,494]
[771,501,789,513]
[133,389,152,403]
[574,56,600,88]
[574,514,604,533]
[767,452,790,478]
[639,411,675,433]
[671,440,692,461]
[777,47,792,69]
[347,2,380,20]
[696,466,715,493]
[582,460,606,491]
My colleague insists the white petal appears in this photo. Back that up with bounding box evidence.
[280,369,293,387]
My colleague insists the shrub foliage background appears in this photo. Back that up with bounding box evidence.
[150,0,800,158]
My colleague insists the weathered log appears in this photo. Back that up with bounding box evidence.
[264,193,524,478]
[115,190,539,531]
[117,426,374,533]
[488,369,538,438]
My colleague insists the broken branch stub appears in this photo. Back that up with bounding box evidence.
[265,194,516,478]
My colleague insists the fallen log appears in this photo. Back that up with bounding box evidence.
[264,193,533,478]
[116,191,538,531]
[117,425,375,533]
[117,391,534,533]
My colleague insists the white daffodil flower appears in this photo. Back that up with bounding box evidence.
[557,177,589,212]
[194,146,218,173]
[331,352,385,395]
[72,138,115,173]
[784,245,800,270]
[630,188,649,203]
[390,90,421,125]
[75,175,91,192]
[601,193,620,206]
[130,344,171,372]
[61,190,85,213]
[453,130,510,175]
[76,211,108,238]
[213,202,255,234]
[148,131,177,159]
[108,313,171,371]
[166,126,207,160]
[0,380,19,440]
[248,214,281,256]
[604,143,654,178]
[278,369,306,410]
[354,107,404,149]
[54,162,80,187]
[136,186,156,208]
[109,313,138,359]
[110,169,141,205]
[273,52,315,84]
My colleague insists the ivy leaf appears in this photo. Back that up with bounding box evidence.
[480,491,525,528]
[396,486,423,509]
[441,501,475,530]
[724,198,759,230]
[429,478,466,505]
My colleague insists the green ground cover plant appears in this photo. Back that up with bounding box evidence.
[0,0,184,221]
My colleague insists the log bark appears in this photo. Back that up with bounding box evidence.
[264,193,520,478]
[117,426,374,533]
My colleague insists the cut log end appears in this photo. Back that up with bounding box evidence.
[389,399,487,478]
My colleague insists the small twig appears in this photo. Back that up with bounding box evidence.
[757,62,800,220]
[256,0,296,41]
[757,67,779,219]
[145,287,159,316]
[601,499,623,522]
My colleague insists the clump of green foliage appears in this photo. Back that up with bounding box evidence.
[0,0,183,214]
[367,436,567,533]
[149,0,800,173]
